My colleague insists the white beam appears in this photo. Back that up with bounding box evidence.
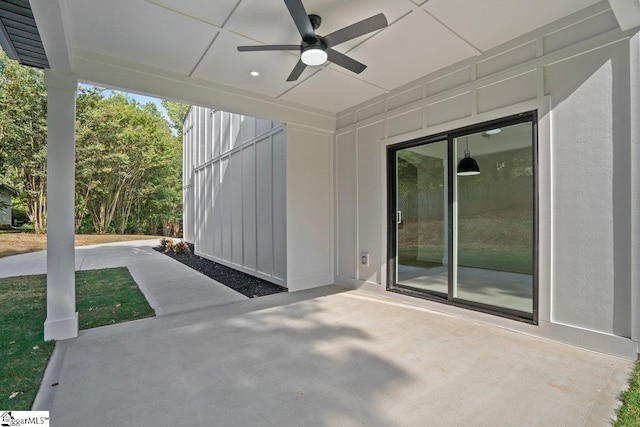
[30,0,74,72]
[44,70,78,341]
[71,50,337,133]
[609,0,640,31]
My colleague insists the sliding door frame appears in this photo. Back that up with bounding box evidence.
[387,111,539,324]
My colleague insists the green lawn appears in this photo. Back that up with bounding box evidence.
[0,267,155,410]
[616,360,640,426]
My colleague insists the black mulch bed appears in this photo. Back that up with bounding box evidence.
[154,243,287,298]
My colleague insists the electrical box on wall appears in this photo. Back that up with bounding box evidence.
[360,251,369,266]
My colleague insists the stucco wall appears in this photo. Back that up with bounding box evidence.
[334,3,638,357]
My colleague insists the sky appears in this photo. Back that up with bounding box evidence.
[79,83,168,118]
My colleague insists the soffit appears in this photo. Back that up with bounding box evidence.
[0,0,48,68]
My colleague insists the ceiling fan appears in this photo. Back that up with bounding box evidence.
[237,0,388,82]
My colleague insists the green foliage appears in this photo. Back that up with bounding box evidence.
[0,268,154,409]
[0,50,48,233]
[75,88,185,235]
[10,203,29,224]
[616,360,640,426]
[161,100,190,138]
[0,50,187,235]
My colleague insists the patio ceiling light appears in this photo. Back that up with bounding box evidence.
[457,136,480,176]
[301,45,327,66]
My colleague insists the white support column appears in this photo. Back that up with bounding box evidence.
[44,70,78,341]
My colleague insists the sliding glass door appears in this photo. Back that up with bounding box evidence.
[389,112,537,322]
[395,140,448,295]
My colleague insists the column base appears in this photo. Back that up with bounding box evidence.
[44,312,78,341]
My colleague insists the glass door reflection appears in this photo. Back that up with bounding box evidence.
[452,123,534,314]
[396,140,448,295]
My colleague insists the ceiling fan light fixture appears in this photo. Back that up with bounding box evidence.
[301,46,327,66]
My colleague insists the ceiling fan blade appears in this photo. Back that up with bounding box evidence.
[326,49,366,74]
[284,0,315,40]
[324,13,388,47]
[286,60,307,81]
[238,45,299,52]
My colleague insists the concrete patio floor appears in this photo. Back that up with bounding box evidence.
[2,240,633,425]
[33,284,633,426]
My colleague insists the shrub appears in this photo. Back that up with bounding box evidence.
[160,237,174,252]
[172,241,190,254]
[11,206,29,224]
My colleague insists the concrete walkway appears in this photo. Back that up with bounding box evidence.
[1,242,634,425]
[0,240,247,315]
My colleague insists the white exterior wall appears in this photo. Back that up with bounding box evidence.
[183,106,287,287]
[286,125,334,291]
[334,3,639,358]
[0,190,11,226]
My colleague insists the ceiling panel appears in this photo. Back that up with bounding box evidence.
[226,0,299,45]
[228,0,413,52]
[143,0,240,27]
[56,0,614,115]
[346,10,479,90]
[69,0,219,75]
[292,0,413,52]
[425,0,602,52]
[279,67,386,113]
[193,31,315,97]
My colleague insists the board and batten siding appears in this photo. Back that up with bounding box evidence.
[183,106,286,287]
[334,2,639,358]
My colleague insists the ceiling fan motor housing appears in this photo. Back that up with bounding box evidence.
[308,14,322,30]
[301,36,327,52]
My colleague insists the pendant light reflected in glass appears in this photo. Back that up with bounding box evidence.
[457,136,480,176]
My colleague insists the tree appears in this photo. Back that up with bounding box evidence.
[0,52,186,235]
[75,89,184,235]
[0,50,48,232]
[161,100,189,138]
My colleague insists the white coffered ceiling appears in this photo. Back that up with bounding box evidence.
[32,0,607,121]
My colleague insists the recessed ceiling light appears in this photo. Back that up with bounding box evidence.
[250,71,260,77]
